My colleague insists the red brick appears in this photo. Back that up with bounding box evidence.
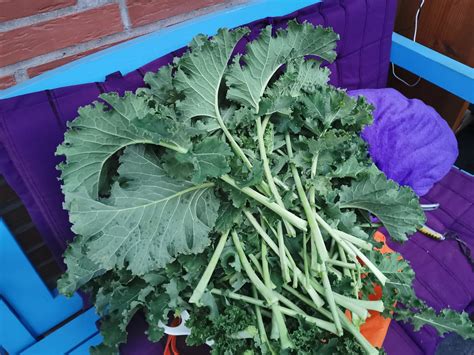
[0,0,76,22]
[0,75,16,90]
[0,4,123,67]
[27,39,131,78]
[127,0,226,27]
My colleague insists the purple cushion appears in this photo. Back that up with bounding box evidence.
[349,88,458,196]
[383,168,474,354]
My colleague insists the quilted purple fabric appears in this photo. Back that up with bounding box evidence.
[383,167,474,354]
[349,88,459,196]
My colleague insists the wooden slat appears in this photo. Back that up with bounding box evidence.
[68,334,103,355]
[391,33,474,104]
[0,219,83,337]
[0,299,35,354]
[20,309,100,355]
[0,177,62,289]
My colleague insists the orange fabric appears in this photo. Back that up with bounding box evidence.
[374,231,394,254]
[164,318,181,355]
[359,284,392,348]
[355,231,394,348]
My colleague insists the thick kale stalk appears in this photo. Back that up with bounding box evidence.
[57,20,473,355]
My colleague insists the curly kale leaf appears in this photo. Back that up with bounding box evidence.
[291,324,364,354]
[62,145,219,279]
[186,305,256,354]
[226,21,338,112]
[338,166,426,241]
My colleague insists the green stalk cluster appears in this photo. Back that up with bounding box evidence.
[190,117,389,355]
[57,21,472,355]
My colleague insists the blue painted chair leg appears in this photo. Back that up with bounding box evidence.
[20,308,100,355]
[0,299,35,355]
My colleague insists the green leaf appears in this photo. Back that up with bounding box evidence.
[305,131,356,174]
[185,137,233,183]
[338,166,426,241]
[145,292,170,342]
[65,145,219,277]
[225,106,255,130]
[131,102,199,150]
[143,65,176,103]
[301,88,357,129]
[201,290,220,320]
[226,185,250,208]
[179,252,210,284]
[267,58,330,97]
[57,92,189,198]
[57,235,105,296]
[220,240,242,274]
[91,316,127,354]
[215,202,242,233]
[236,161,264,188]
[258,96,294,116]
[226,21,338,112]
[174,28,249,120]
[400,307,474,339]
[163,137,233,183]
[374,252,415,300]
[165,278,186,309]
[309,176,332,199]
[94,278,153,341]
[331,156,368,179]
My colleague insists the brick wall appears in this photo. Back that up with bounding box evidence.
[0,0,246,90]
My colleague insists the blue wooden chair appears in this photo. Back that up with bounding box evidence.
[0,219,100,354]
[0,1,472,354]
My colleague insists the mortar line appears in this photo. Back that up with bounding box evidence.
[117,0,132,31]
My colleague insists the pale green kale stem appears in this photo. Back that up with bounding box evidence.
[231,230,278,305]
[251,286,276,355]
[256,115,296,238]
[243,210,325,308]
[220,175,307,231]
[260,239,293,349]
[189,230,229,304]
[309,154,320,271]
[211,289,337,335]
[276,222,291,283]
[285,133,343,336]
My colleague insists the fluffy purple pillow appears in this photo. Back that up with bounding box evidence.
[349,88,458,196]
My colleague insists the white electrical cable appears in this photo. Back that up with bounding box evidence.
[391,0,426,87]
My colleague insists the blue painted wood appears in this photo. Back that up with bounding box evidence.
[68,334,103,355]
[0,299,35,354]
[0,0,320,99]
[20,308,100,355]
[391,33,474,103]
[0,219,83,337]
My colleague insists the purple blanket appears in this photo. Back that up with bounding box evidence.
[350,88,458,196]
